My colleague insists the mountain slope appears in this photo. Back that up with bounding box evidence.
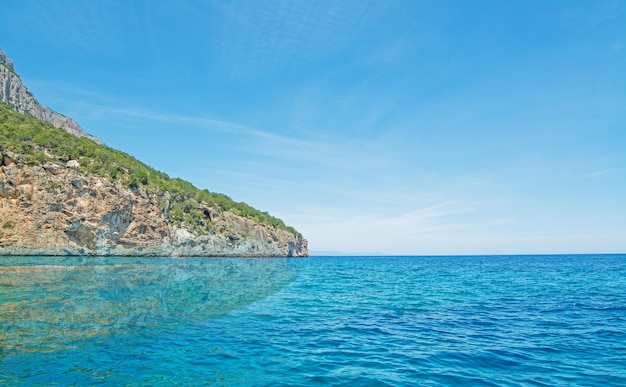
[0,51,307,257]
[0,48,102,144]
[0,103,307,257]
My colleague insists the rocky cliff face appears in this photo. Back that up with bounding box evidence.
[0,49,102,144]
[0,150,308,257]
[0,49,307,257]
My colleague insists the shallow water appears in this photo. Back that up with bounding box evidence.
[1,254,625,386]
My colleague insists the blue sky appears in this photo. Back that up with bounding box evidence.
[1,0,624,255]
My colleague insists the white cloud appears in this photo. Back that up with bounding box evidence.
[288,201,474,254]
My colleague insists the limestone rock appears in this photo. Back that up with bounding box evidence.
[66,160,80,169]
[0,48,102,144]
[42,162,62,175]
[0,155,308,257]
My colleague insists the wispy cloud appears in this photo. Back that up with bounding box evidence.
[7,1,124,54]
[71,97,403,176]
[208,1,385,79]
[582,169,617,178]
[80,104,240,133]
[285,200,475,254]
[294,203,626,255]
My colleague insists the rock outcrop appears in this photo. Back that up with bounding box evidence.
[0,48,102,144]
[0,152,308,257]
[0,48,307,257]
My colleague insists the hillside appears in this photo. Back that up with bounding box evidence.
[0,46,307,258]
[0,103,307,256]
[0,48,306,257]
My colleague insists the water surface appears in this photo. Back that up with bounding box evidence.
[1,255,625,386]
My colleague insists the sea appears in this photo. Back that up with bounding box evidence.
[0,254,624,386]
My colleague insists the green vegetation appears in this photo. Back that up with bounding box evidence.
[0,102,301,237]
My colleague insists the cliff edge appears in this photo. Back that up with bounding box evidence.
[0,48,102,144]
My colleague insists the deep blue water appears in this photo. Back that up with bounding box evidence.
[1,254,625,386]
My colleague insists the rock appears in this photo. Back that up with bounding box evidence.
[43,162,62,175]
[4,164,19,185]
[1,150,15,167]
[0,48,102,144]
[65,222,96,250]
[66,160,80,169]
[0,49,14,70]
[0,160,308,257]
[175,228,194,244]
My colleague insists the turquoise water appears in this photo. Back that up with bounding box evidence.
[1,255,625,386]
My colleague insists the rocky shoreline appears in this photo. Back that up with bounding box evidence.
[0,151,308,257]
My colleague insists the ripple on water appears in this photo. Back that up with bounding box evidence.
[1,255,625,386]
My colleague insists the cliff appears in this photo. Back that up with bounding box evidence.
[0,111,307,257]
[0,49,308,257]
[0,151,307,256]
[0,48,102,144]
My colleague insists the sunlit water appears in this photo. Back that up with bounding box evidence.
[1,255,625,386]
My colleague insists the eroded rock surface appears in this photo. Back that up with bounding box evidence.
[0,159,308,257]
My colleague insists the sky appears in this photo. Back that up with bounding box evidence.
[1,0,624,255]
